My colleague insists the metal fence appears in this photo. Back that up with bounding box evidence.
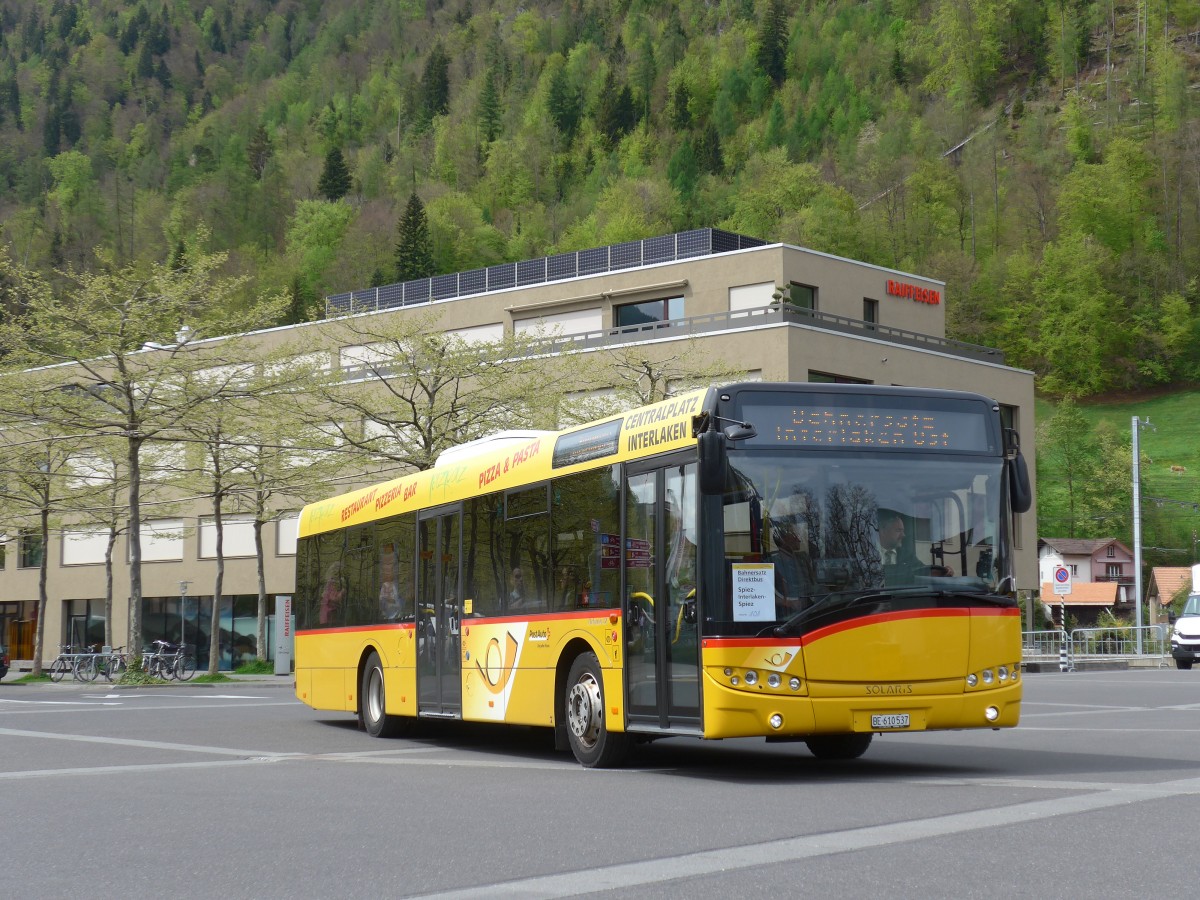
[1022,625,1172,667]
[325,228,767,317]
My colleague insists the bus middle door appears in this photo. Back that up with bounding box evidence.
[417,505,463,717]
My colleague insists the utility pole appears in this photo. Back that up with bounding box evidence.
[1131,417,1152,654]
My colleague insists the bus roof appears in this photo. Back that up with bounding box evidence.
[298,387,712,538]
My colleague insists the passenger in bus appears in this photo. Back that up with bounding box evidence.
[379,578,402,620]
[509,567,529,610]
[319,562,345,625]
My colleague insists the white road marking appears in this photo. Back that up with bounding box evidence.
[413,774,1200,898]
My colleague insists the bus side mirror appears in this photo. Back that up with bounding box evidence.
[698,430,726,495]
[1009,452,1032,514]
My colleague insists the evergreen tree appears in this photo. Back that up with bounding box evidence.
[547,65,581,140]
[420,42,451,125]
[756,0,789,87]
[667,139,699,202]
[594,70,635,147]
[395,192,434,282]
[478,68,502,143]
[317,146,351,201]
[247,124,273,180]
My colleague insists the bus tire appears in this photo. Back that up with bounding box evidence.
[360,651,406,738]
[565,652,630,768]
[1176,659,1192,670]
[804,733,873,760]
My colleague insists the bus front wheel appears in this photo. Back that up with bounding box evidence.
[565,652,630,768]
[804,733,873,760]
[360,651,406,738]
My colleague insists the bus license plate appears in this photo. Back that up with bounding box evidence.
[871,713,910,729]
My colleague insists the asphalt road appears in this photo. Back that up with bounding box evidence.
[2,669,1196,899]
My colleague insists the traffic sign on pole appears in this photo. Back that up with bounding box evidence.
[1052,565,1072,596]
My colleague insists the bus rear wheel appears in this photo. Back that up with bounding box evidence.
[360,651,407,738]
[565,652,630,768]
[804,733,873,760]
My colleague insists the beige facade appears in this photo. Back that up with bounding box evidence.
[0,231,1036,669]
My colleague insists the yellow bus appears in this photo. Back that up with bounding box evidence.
[294,382,1032,767]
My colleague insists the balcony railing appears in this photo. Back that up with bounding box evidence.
[335,303,1005,380]
[325,229,767,318]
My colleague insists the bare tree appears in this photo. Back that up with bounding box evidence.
[314,312,568,472]
[559,339,747,425]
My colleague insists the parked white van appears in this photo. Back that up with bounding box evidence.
[1170,594,1200,670]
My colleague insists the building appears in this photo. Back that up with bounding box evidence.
[0,229,1037,670]
[1037,537,1135,626]
[1145,566,1193,624]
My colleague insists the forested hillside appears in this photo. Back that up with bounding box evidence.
[2,0,1199,398]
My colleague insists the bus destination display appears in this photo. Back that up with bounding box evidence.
[738,399,992,451]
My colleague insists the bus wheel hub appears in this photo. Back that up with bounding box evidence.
[568,674,603,745]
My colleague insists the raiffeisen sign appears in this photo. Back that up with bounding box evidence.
[886,279,941,305]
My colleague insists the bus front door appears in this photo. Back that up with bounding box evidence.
[625,462,702,731]
[417,506,463,717]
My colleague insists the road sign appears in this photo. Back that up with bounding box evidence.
[1052,565,1072,596]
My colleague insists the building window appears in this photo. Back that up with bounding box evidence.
[785,282,816,310]
[1069,564,1078,576]
[1106,545,1115,558]
[1106,563,1122,578]
[808,371,871,385]
[18,530,43,569]
[863,298,878,326]
[614,297,684,328]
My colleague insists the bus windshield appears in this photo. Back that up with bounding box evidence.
[718,451,1011,630]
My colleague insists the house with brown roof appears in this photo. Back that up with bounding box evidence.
[1038,538,1134,627]
[1145,567,1194,625]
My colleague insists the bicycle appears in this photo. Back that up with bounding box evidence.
[81,646,127,682]
[146,640,196,681]
[49,645,81,682]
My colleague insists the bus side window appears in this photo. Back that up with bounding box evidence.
[505,485,550,614]
[463,494,504,616]
[551,466,620,610]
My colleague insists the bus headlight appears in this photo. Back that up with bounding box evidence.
[985,706,1000,722]
[744,670,759,686]
[769,714,783,729]
[997,665,1009,681]
[981,669,994,685]
[789,677,802,691]
[767,673,781,688]
[966,673,978,687]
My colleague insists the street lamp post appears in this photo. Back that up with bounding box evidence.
[179,581,191,649]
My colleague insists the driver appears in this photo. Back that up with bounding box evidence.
[877,509,954,584]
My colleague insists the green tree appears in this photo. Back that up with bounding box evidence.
[478,68,503,144]
[756,0,790,86]
[667,139,699,204]
[1037,397,1094,538]
[0,416,86,674]
[395,192,434,281]
[547,62,582,140]
[420,42,451,126]
[317,145,351,201]
[0,242,287,664]
[247,124,273,180]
